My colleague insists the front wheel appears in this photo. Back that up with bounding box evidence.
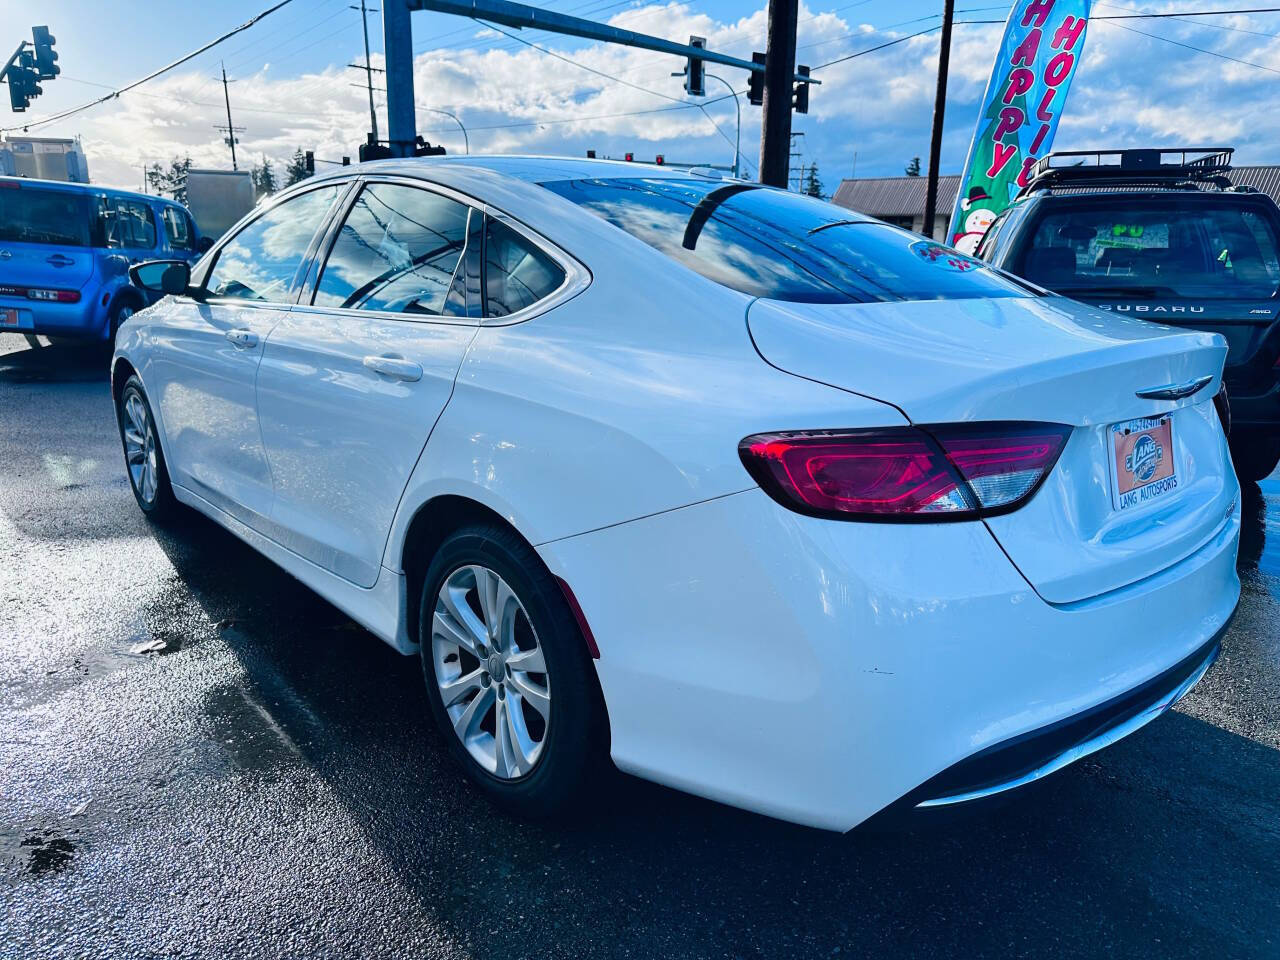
[419,524,605,818]
[117,375,179,520]
[1232,437,1280,483]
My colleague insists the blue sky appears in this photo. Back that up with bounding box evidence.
[1,0,1277,191]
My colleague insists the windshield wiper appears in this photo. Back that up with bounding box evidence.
[807,219,874,236]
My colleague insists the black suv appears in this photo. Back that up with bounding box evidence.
[978,148,1280,481]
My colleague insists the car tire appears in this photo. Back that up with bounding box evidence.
[107,297,139,346]
[1233,438,1280,483]
[116,375,179,521]
[419,523,606,818]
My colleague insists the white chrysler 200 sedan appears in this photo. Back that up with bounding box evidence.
[114,157,1240,831]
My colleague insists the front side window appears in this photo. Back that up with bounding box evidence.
[162,206,194,252]
[101,198,157,249]
[484,219,565,317]
[541,177,1027,303]
[206,184,342,302]
[0,187,92,246]
[1017,197,1280,300]
[314,183,470,315]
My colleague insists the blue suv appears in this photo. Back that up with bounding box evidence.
[0,176,201,343]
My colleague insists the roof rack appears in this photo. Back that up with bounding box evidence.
[1016,147,1235,198]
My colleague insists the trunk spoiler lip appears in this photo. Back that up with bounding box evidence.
[1135,374,1214,401]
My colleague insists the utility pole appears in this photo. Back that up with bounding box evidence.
[922,0,954,239]
[216,62,243,170]
[759,0,799,188]
[354,1,379,143]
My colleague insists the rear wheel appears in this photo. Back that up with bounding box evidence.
[1232,437,1280,482]
[117,375,179,520]
[419,524,604,818]
[107,298,138,346]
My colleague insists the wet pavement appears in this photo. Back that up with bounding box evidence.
[1,332,1277,959]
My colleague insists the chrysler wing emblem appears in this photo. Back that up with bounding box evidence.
[1135,374,1213,401]
[0,249,11,260]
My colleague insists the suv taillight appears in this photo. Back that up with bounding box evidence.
[739,423,1071,521]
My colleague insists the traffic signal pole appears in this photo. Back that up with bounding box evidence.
[383,0,417,157]
[758,0,798,188]
[395,0,814,173]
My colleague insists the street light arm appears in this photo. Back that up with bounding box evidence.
[704,72,742,179]
[418,105,469,154]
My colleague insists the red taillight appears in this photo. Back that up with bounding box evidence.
[739,423,1070,522]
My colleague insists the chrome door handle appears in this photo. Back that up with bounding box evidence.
[225,328,259,348]
[363,355,423,382]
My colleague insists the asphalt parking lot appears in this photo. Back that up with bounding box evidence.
[1,332,1277,960]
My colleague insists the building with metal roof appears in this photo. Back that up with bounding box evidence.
[833,166,1280,237]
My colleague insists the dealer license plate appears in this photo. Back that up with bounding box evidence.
[1110,415,1177,511]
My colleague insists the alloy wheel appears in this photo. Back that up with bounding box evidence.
[431,564,551,780]
[121,388,158,504]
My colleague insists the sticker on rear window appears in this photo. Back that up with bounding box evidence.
[909,241,983,272]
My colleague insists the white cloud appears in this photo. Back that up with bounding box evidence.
[23,1,1280,195]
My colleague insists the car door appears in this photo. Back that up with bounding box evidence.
[148,182,348,530]
[254,178,481,588]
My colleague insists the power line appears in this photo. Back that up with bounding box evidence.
[1,0,297,133]
[1102,18,1280,73]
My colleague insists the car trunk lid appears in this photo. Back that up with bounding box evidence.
[747,294,1236,604]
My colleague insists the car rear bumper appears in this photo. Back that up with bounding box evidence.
[0,296,107,339]
[539,487,1242,831]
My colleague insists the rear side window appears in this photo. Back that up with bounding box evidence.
[162,206,194,252]
[0,187,91,246]
[101,198,157,249]
[314,183,471,315]
[541,177,1026,303]
[1017,197,1280,300]
[206,184,342,302]
[483,219,565,317]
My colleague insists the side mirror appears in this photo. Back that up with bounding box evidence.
[197,235,214,254]
[129,260,191,296]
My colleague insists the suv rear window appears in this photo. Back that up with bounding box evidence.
[0,186,92,246]
[1018,196,1280,300]
[541,178,1027,304]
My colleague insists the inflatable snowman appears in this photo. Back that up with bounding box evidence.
[952,186,997,256]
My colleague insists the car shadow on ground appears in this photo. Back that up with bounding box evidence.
[0,336,110,384]
[147,506,1280,959]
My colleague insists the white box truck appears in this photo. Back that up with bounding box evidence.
[185,169,255,242]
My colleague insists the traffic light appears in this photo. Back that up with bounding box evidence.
[655,154,664,165]
[304,150,315,175]
[747,52,766,106]
[793,64,811,115]
[684,36,705,97]
[5,51,41,112]
[31,26,58,79]
[624,152,633,162]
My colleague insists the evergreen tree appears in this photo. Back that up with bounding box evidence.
[251,156,278,200]
[145,155,192,205]
[804,163,824,199]
[905,156,922,177]
[283,147,311,186]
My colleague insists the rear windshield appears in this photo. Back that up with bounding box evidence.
[541,177,1027,304]
[0,186,92,247]
[1017,196,1280,300]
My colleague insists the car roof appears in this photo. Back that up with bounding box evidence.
[306,155,717,186]
[0,175,183,206]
